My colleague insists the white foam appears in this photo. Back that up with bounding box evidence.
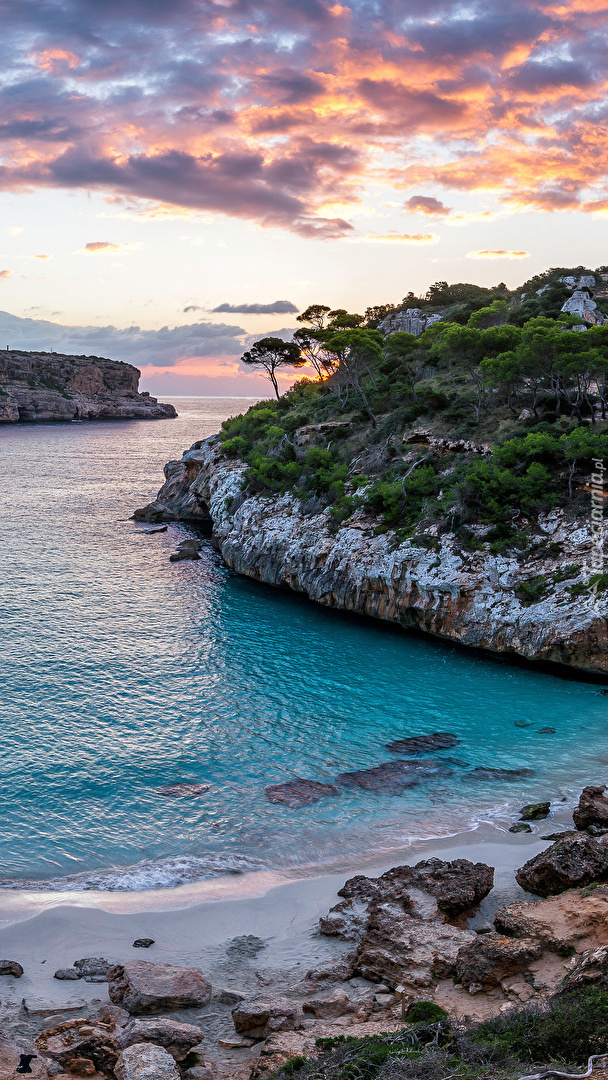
[0,853,267,892]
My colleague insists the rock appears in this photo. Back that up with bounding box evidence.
[114,1043,180,1080]
[118,1019,203,1061]
[399,858,494,917]
[133,940,154,949]
[24,999,88,1016]
[265,778,340,807]
[73,959,111,981]
[385,733,459,754]
[468,767,535,780]
[573,785,608,831]
[302,990,354,1019]
[561,290,606,326]
[184,1067,214,1080]
[520,802,550,821]
[36,1019,122,1074]
[157,782,209,797]
[335,760,453,793]
[542,831,576,841]
[54,969,80,980]
[65,1060,96,1076]
[455,933,543,991]
[303,957,357,984]
[538,727,556,734]
[231,999,303,1038]
[0,959,23,977]
[354,901,474,988]
[144,526,167,534]
[509,823,532,834]
[516,833,608,896]
[215,989,248,1005]
[218,1035,255,1049]
[169,540,201,562]
[107,962,212,1015]
[373,993,396,1007]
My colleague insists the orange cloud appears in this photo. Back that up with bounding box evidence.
[467,249,530,258]
[0,270,12,279]
[81,242,123,253]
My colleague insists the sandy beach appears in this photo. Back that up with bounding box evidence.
[0,822,560,1070]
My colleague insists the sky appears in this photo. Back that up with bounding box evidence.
[1,0,608,396]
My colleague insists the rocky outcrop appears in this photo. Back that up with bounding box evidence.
[560,290,606,326]
[0,350,176,423]
[378,309,443,337]
[454,933,543,991]
[107,962,212,1015]
[515,833,608,896]
[134,438,608,675]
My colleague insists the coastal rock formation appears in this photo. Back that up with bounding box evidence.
[560,290,606,326]
[134,438,608,675]
[378,309,443,337]
[114,1043,180,1080]
[515,833,608,896]
[454,933,543,991]
[0,350,176,423]
[265,779,341,807]
[573,785,608,831]
[385,733,459,754]
[107,962,212,1015]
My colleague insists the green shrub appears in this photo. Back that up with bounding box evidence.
[474,987,608,1066]
[516,576,549,606]
[222,435,250,457]
[406,1001,448,1023]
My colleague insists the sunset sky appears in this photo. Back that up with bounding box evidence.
[2,0,608,395]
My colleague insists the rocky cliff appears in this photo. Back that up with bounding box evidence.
[0,350,176,422]
[135,437,608,677]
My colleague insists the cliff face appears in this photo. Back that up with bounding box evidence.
[0,350,177,422]
[135,437,608,677]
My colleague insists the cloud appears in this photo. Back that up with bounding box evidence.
[364,232,438,244]
[404,195,452,217]
[0,308,248,366]
[82,241,122,253]
[34,254,51,260]
[183,304,203,312]
[467,249,530,259]
[0,270,12,279]
[211,300,299,315]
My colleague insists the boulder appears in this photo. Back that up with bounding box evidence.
[520,802,550,821]
[133,940,154,949]
[0,959,23,977]
[335,760,452,794]
[454,933,543,991]
[573,785,608,831]
[114,1043,180,1080]
[354,901,474,988]
[108,962,211,1015]
[231,999,303,1038]
[385,733,460,755]
[36,1019,121,1075]
[509,823,532,834]
[400,858,494,918]
[169,540,201,562]
[74,958,111,982]
[118,1018,203,1061]
[515,834,608,896]
[54,969,80,980]
[265,779,340,807]
[302,990,354,1019]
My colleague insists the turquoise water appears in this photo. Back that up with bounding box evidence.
[1,397,608,891]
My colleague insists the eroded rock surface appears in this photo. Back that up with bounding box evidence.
[231,999,303,1038]
[573,785,608,831]
[108,962,211,1015]
[117,1018,203,1060]
[0,351,176,423]
[455,934,543,991]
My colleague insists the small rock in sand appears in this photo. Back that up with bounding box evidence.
[519,802,550,821]
[133,940,155,949]
[54,969,80,981]
[509,823,532,834]
[0,959,23,977]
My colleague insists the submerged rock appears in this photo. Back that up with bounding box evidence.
[108,962,212,1015]
[467,767,535,781]
[573,785,608,831]
[516,833,608,896]
[385,733,459,755]
[157,782,209,798]
[265,778,340,807]
[335,760,452,794]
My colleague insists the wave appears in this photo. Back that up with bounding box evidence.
[0,853,268,892]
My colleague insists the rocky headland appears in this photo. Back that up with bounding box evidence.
[0,350,176,422]
[134,436,608,676]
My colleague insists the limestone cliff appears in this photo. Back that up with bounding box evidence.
[0,350,176,422]
[135,437,608,677]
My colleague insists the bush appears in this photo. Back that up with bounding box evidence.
[405,1001,448,1023]
[474,987,608,1066]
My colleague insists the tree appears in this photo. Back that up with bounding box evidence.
[240,337,304,400]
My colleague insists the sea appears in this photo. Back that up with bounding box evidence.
[1,397,607,892]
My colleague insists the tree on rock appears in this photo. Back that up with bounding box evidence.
[240,337,304,399]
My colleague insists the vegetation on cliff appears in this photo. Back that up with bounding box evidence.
[218,266,608,557]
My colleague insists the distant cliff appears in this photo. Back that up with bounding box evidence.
[0,350,176,422]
